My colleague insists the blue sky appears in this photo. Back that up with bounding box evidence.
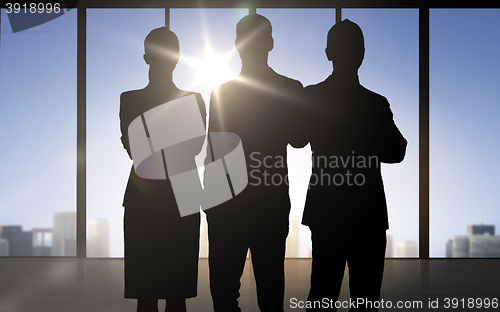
[0,9,77,240]
[430,9,500,256]
[0,8,499,257]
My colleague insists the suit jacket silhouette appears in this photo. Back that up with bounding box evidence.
[119,85,205,299]
[206,66,305,233]
[303,73,407,231]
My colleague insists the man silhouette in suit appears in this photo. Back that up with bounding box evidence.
[205,14,307,312]
[303,19,407,311]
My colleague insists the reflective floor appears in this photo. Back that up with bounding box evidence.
[0,258,499,311]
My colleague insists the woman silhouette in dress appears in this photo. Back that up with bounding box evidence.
[119,27,206,312]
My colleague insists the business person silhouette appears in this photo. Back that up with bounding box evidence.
[205,14,307,312]
[303,20,407,311]
[119,27,205,312]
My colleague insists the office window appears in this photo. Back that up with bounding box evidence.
[430,9,500,258]
[86,9,165,257]
[0,9,77,256]
[7,4,497,259]
[343,9,420,257]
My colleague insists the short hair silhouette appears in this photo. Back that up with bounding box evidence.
[326,19,365,71]
[144,27,179,62]
[235,14,273,53]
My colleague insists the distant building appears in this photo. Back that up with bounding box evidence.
[199,220,209,258]
[470,235,500,257]
[1,225,33,256]
[452,235,470,257]
[385,234,394,258]
[12,231,33,256]
[467,224,495,236]
[87,219,109,257]
[32,228,52,256]
[446,239,453,258]
[0,238,9,256]
[52,212,76,256]
[1,225,22,256]
[64,239,77,256]
[286,215,301,258]
[448,224,500,257]
[396,240,417,257]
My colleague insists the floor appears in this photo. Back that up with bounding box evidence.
[0,258,499,311]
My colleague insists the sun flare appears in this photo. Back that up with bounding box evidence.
[182,46,237,89]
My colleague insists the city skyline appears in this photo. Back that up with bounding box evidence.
[0,213,110,257]
[447,224,500,258]
[5,217,499,258]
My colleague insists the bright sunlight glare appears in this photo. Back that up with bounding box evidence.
[181,46,237,89]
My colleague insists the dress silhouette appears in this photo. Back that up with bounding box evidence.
[204,14,307,312]
[119,28,205,312]
[303,20,407,311]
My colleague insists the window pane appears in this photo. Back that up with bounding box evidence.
[0,9,77,257]
[256,9,335,258]
[171,8,249,258]
[86,9,165,257]
[343,9,419,257]
[430,9,500,258]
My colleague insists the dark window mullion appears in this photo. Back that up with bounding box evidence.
[77,5,87,259]
[165,6,170,28]
[419,6,430,260]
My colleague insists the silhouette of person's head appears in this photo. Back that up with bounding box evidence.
[143,27,180,73]
[326,19,365,74]
[235,14,273,66]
